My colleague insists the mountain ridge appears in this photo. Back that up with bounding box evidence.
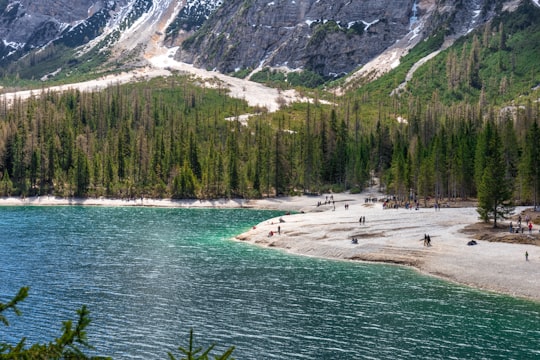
[0,0,536,85]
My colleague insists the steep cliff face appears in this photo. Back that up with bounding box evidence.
[0,0,530,81]
[175,0,523,78]
[0,0,159,60]
[165,0,223,43]
[0,0,132,60]
[176,0,416,77]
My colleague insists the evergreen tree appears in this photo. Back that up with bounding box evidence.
[75,148,90,197]
[457,121,476,199]
[431,128,448,201]
[226,130,239,197]
[389,137,408,199]
[303,101,313,192]
[500,115,520,182]
[1,287,108,359]
[253,122,262,196]
[520,121,540,208]
[0,170,13,196]
[188,132,202,181]
[274,116,284,195]
[172,162,198,199]
[474,120,495,193]
[2,287,234,359]
[476,127,514,227]
[333,119,348,185]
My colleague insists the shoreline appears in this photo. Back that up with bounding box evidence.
[2,194,539,302]
[236,195,540,303]
[0,195,251,208]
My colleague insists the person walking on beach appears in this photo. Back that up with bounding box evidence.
[525,251,529,261]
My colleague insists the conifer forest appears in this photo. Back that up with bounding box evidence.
[0,3,539,207]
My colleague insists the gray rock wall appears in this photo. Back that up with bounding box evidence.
[176,0,415,77]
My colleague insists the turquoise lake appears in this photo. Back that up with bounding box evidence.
[0,206,539,359]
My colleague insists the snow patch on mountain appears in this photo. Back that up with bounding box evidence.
[165,0,224,37]
[75,0,182,61]
[361,19,380,31]
[342,0,437,89]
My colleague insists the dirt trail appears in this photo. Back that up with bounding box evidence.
[1,0,308,113]
[0,50,307,113]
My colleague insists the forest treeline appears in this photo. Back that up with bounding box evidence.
[0,2,539,206]
[0,74,538,207]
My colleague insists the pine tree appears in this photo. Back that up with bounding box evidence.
[520,121,540,208]
[474,120,495,193]
[0,287,108,359]
[75,148,90,197]
[476,127,514,227]
[188,132,202,181]
[226,129,239,197]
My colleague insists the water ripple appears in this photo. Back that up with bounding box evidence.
[0,207,539,359]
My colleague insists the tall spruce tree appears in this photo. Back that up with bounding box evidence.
[520,121,540,208]
[476,126,514,227]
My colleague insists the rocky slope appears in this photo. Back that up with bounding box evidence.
[176,0,416,77]
[0,0,533,81]
[1,1,123,59]
[0,0,223,64]
[175,0,519,78]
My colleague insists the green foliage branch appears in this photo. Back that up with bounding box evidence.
[1,288,235,360]
[0,287,108,359]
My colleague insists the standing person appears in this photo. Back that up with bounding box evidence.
[278,225,281,235]
[525,251,529,261]
[529,222,533,234]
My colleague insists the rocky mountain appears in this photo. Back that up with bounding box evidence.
[0,0,535,81]
[177,0,417,77]
[0,0,215,63]
[1,0,125,59]
[175,0,520,78]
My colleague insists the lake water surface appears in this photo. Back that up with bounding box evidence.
[0,206,539,359]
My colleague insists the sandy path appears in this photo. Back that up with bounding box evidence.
[0,48,306,113]
[146,48,308,112]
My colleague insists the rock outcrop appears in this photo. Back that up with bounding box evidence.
[0,0,129,59]
[0,0,529,80]
[176,0,416,77]
[175,0,522,78]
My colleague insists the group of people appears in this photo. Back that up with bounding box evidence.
[510,214,536,234]
[316,195,335,207]
[267,216,287,237]
[424,234,432,247]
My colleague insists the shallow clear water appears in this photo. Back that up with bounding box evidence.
[0,206,539,359]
